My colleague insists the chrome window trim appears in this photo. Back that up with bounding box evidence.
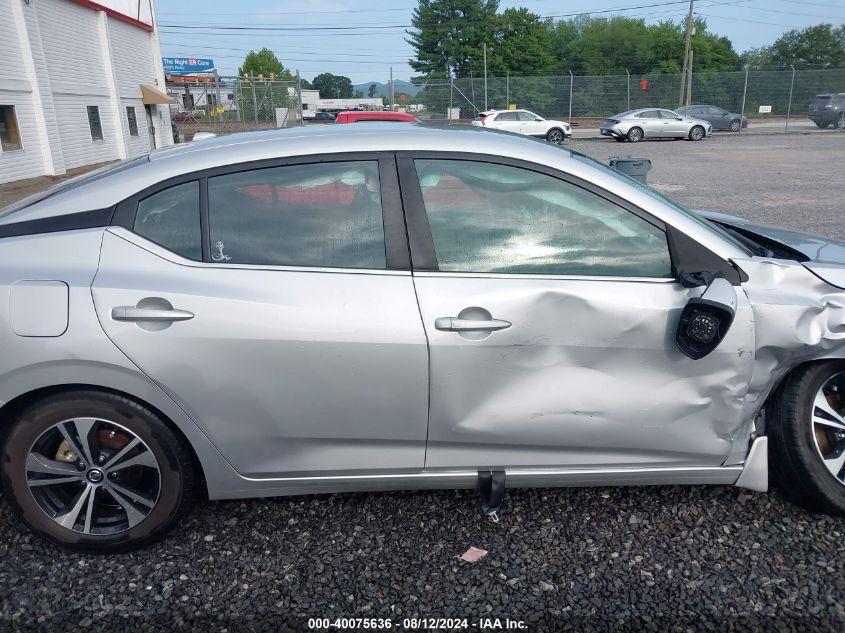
[411,270,678,283]
[107,227,412,277]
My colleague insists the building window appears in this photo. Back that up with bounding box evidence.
[0,105,22,152]
[87,106,104,141]
[126,107,139,137]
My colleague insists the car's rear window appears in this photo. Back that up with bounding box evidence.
[0,156,149,217]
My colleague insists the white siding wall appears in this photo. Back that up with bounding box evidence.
[108,18,156,156]
[0,0,169,184]
[37,0,120,170]
[0,0,48,182]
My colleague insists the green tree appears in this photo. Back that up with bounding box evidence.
[407,0,500,79]
[353,90,364,99]
[486,8,555,76]
[238,48,293,79]
[769,24,845,69]
[368,84,378,97]
[740,46,774,69]
[312,73,354,98]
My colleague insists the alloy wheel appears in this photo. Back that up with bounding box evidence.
[810,372,845,485]
[548,130,564,144]
[690,126,705,141]
[730,120,741,132]
[26,418,161,535]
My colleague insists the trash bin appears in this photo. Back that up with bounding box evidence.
[609,156,652,184]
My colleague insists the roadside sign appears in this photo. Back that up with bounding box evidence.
[163,57,215,75]
[508,104,517,110]
[759,105,772,113]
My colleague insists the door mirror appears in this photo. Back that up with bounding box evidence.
[675,115,684,120]
[676,277,737,360]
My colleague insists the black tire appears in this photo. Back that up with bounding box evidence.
[626,127,643,142]
[729,119,741,132]
[689,125,705,141]
[815,121,831,128]
[546,128,565,144]
[769,361,845,516]
[1,391,196,552]
[613,136,626,142]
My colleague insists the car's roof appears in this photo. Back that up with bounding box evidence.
[2,124,571,221]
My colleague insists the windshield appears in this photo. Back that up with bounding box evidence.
[0,156,149,217]
[570,150,753,255]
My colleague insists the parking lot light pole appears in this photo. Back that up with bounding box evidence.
[739,68,748,135]
[785,64,795,132]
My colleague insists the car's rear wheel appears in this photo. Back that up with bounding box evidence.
[1,391,196,551]
[689,125,706,141]
[729,119,741,132]
[769,362,845,516]
[546,128,565,144]
[626,127,643,142]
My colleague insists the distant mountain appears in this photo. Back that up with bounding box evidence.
[353,80,423,98]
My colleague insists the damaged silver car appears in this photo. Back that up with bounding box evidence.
[1,124,845,552]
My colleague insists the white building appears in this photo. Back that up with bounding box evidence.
[0,0,174,185]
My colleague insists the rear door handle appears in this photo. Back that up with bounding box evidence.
[435,317,511,332]
[111,307,194,322]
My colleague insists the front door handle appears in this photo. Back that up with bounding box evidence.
[435,317,511,332]
[111,306,194,322]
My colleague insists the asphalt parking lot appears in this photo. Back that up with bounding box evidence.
[1,132,845,632]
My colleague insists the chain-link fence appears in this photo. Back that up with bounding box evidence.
[166,75,303,140]
[411,68,845,124]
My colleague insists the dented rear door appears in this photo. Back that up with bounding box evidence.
[399,154,755,470]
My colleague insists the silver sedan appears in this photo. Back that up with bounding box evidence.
[601,108,713,142]
[1,124,844,552]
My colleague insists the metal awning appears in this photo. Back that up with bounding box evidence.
[140,84,176,105]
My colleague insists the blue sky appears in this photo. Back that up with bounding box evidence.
[154,0,845,83]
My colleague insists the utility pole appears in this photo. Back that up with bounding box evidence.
[785,64,795,132]
[389,66,394,111]
[625,69,630,111]
[296,70,303,127]
[678,0,694,106]
[483,42,488,111]
[686,48,693,106]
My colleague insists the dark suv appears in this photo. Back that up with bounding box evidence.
[808,93,845,128]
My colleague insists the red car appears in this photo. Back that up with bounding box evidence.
[335,110,419,124]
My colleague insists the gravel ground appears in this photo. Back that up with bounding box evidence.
[2,132,845,632]
[571,132,845,240]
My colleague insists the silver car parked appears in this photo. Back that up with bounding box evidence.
[2,124,845,552]
[600,108,712,142]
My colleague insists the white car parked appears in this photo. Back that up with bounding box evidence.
[472,109,571,143]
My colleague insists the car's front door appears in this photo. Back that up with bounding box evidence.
[659,109,687,136]
[398,155,754,470]
[517,110,545,136]
[93,156,429,478]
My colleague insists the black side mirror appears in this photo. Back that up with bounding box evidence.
[676,277,737,360]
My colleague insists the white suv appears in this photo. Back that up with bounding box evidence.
[471,109,571,143]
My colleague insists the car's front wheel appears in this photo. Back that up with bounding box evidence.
[546,128,565,144]
[1,391,196,552]
[769,362,845,516]
[626,127,643,142]
[689,125,706,141]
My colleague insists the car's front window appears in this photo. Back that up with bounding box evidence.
[414,159,672,277]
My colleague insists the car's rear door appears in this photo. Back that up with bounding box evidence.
[398,153,754,470]
[491,111,520,132]
[92,154,429,478]
[636,110,663,137]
